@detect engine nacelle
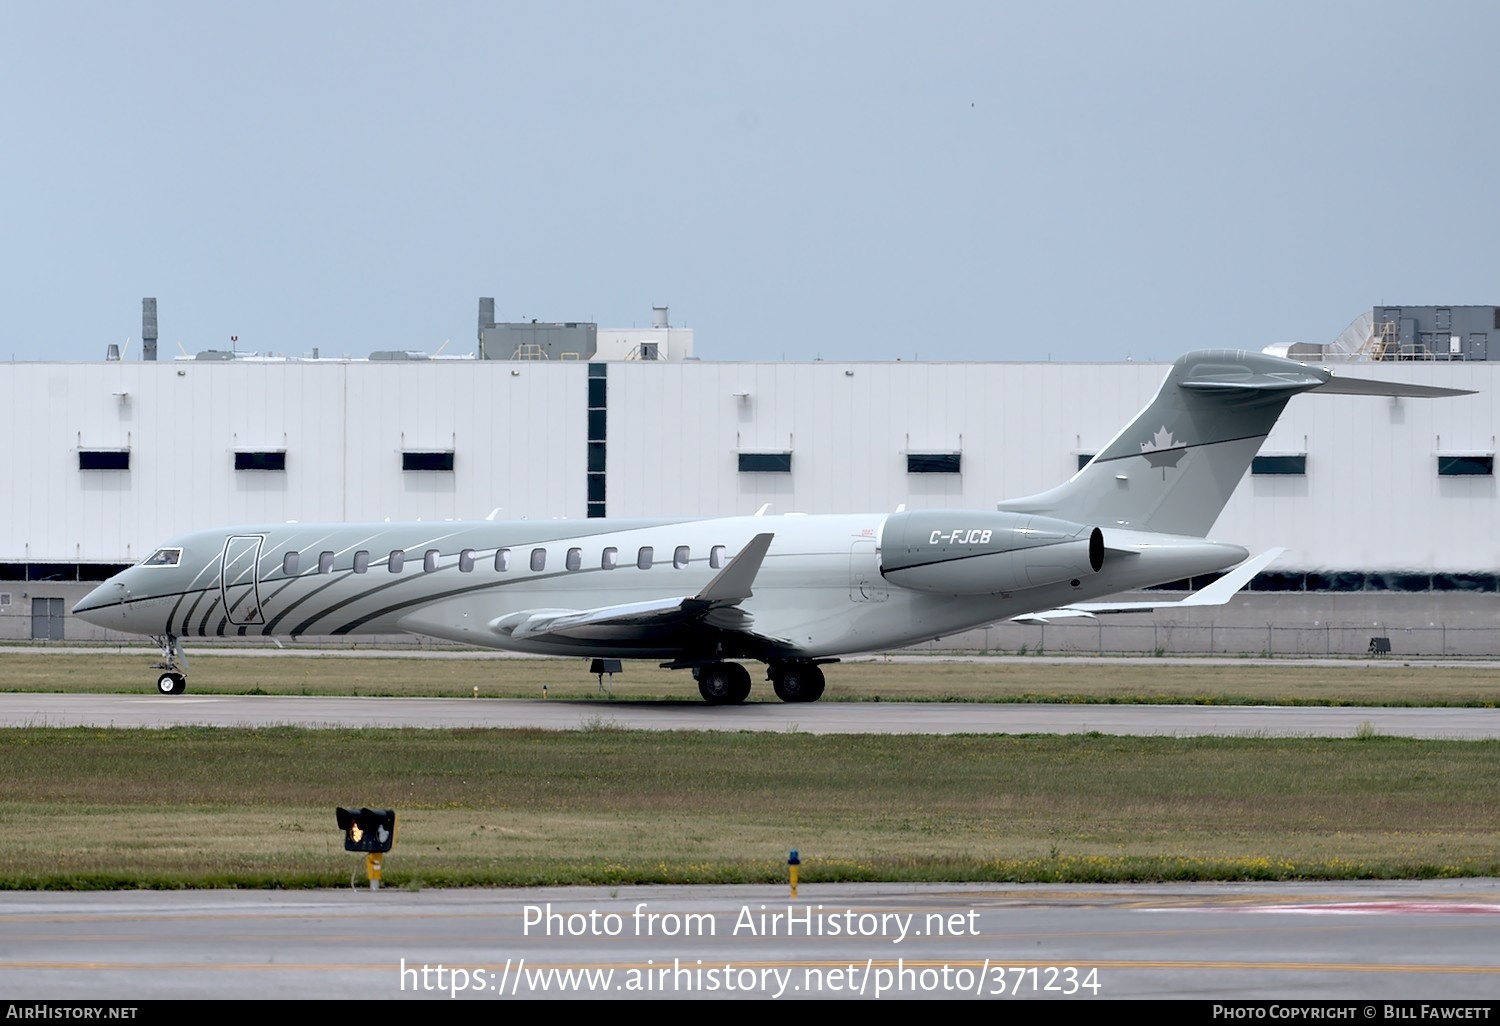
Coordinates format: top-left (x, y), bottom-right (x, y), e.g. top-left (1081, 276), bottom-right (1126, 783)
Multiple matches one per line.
top-left (879, 510), bottom-right (1103, 595)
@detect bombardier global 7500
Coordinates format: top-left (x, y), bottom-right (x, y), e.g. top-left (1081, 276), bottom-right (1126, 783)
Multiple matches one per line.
top-left (72, 349), bottom-right (1465, 704)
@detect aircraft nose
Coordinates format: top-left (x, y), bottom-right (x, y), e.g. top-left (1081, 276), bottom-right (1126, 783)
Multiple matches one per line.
top-left (72, 581), bottom-right (126, 626)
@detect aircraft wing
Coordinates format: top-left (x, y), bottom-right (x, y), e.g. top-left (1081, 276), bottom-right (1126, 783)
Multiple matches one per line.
top-left (487, 533), bottom-right (780, 641)
top-left (1010, 547), bottom-right (1285, 623)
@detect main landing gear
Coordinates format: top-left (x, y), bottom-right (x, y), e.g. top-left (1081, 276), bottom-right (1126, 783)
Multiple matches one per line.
top-left (151, 634), bottom-right (188, 695)
top-left (769, 661), bottom-right (825, 703)
top-left (690, 660), bottom-right (827, 705)
top-left (694, 662), bottom-right (753, 705)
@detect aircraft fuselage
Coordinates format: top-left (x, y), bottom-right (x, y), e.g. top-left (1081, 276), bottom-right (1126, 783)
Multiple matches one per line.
top-left (74, 512), bottom-right (1244, 661)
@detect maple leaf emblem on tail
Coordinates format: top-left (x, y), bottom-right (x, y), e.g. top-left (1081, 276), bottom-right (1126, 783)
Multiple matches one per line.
top-left (1140, 425), bottom-right (1186, 469)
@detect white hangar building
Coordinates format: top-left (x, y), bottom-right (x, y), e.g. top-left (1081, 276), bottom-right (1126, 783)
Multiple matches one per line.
top-left (3, 303), bottom-right (1498, 655)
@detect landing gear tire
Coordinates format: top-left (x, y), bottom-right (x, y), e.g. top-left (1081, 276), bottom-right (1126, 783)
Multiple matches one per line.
top-left (771, 664), bottom-right (825, 703)
top-left (150, 635), bottom-right (189, 696)
top-left (697, 662), bottom-right (752, 705)
top-left (727, 663), bottom-right (752, 704)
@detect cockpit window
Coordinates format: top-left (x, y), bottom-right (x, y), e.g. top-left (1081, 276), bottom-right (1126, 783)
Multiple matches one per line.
top-left (142, 548), bottom-right (182, 568)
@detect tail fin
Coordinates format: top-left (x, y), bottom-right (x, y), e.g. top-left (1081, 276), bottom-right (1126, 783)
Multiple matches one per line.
top-left (998, 350), bottom-right (1330, 537)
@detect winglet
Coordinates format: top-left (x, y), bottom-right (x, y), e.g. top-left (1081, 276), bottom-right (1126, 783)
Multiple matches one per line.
top-left (695, 533), bottom-right (774, 603)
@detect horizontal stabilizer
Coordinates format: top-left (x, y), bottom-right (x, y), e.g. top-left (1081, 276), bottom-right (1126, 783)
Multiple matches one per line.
top-left (1010, 547), bottom-right (1284, 623)
top-left (1311, 377), bottom-right (1474, 398)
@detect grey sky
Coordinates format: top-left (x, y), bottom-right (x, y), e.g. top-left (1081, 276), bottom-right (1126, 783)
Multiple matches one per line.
top-left (5, 1), bottom-right (1497, 363)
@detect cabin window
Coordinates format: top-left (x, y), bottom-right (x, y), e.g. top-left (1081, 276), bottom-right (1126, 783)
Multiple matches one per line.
top-left (459, 549), bottom-right (475, 572)
top-left (354, 551), bottom-right (370, 574)
top-left (318, 551), bottom-right (334, 574)
top-left (673, 545), bottom-right (690, 569)
top-left (710, 545), bottom-right (726, 569)
top-left (602, 546), bottom-right (618, 569)
top-left (530, 548), bottom-right (547, 571)
top-left (495, 548), bottom-right (511, 572)
top-left (282, 552), bottom-right (300, 575)
top-left (637, 546), bottom-right (653, 569)
top-left (423, 549), bottom-right (440, 573)
top-left (566, 547), bottom-right (582, 571)
top-left (388, 550), bottom-right (405, 573)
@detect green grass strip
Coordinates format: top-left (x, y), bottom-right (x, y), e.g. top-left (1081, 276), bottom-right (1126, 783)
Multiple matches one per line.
top-left (3, 726), bottom-right (1498, 889)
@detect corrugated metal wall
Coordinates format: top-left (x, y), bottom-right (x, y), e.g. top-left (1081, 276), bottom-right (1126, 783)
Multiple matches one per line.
top-left (1, 361), bottom-right (585, 563)
top-left (3, 357), bottom-right (1495, 572)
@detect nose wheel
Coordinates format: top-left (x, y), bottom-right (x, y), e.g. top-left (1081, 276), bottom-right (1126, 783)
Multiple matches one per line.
top-left (150, 634), bottom-right (189, 695)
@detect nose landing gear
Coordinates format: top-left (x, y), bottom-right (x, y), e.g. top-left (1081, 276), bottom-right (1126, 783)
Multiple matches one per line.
top-left (150, 634), bottom-right (188, 695)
